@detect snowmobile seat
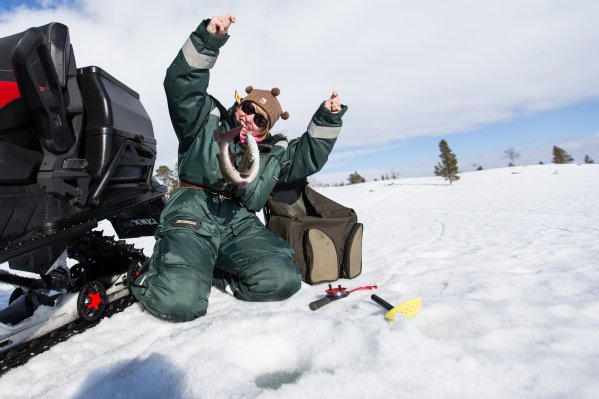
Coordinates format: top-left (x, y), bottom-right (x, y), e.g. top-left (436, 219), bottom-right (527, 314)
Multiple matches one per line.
top-left (0, 22), bottom-right (83, 186)
top-left (0, 33), bottom-right (39, 183)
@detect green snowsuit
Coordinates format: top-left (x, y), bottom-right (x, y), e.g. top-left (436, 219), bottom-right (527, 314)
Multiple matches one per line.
top-left (132, 20), bottom-right (347, 322)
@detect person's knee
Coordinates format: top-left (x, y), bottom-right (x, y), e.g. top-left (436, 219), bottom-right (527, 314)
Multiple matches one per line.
top-left (134, 263), bottom-right (210, 322)
top-left (272, 263), bottom-right (301, 299)
top-left (133, 225), bottom-right (217, 322)
top-left (237, 259), bottom-right (301, 301)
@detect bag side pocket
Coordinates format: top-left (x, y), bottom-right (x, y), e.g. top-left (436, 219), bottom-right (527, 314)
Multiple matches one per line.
top-left (342, 223), bottom-right (363, 279)
top-left (304, 228), bottom-right (338, 284)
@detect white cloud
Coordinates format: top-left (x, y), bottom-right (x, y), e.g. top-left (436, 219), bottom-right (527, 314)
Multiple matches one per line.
top-left (328, 143), bottom-right (402, 162)
top-left (558, 137), bottom-right (599, 151)
top-left (2, 0), bottom-right (599, 168)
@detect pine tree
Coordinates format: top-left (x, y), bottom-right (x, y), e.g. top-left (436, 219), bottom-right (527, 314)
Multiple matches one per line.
top-left (434, 139), bottom-right (460, 185)
top-left (583, 155), bottom-right (595, 164)
top-left (552, 146), bottom-right (573, 164)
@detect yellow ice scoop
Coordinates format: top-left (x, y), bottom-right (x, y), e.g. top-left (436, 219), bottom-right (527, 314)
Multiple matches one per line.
top-left (371, 294), bottom-right (422, 320)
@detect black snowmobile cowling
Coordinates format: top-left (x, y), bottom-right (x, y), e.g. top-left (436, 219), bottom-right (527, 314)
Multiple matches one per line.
top-left (0, 22), bottom-right (166, 269)
top-left (0, 22), bottom-right (166, 368)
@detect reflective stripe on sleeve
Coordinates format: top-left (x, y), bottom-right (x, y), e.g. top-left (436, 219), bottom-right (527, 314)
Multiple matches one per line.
top-left (307, 120), bottom-right (341, 139)
top-left (182, 37), bottom-right (217, 69)
top-left (275, 140), bottom-right (288, 150)
top-left (210, 106), bottom-right (221, 118)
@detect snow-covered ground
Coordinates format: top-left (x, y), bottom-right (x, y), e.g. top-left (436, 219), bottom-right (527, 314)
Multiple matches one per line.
top-left (1, 164), bottom-right (598, 398)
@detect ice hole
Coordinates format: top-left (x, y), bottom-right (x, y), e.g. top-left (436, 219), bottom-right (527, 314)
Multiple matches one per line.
top-left (254, 369), bottom-right (304, 390)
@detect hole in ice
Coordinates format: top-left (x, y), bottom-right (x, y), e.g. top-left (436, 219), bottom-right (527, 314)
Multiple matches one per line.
top-left (254, 369), bottom-right (304, 389)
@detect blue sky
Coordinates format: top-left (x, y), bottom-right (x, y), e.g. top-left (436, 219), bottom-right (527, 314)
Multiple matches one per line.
top-left (2, 1), bottom-right (599, 184)
top-left (0, 0), bottom-right (32, 9)
top-left (321, 98), bottom-right (599, 182)
top-left (0, 0), bottom-right (69, 11)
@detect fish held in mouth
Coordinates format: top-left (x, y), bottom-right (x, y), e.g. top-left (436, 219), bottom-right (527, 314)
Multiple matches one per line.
top-left (213, 126), bottom-right (260, 188)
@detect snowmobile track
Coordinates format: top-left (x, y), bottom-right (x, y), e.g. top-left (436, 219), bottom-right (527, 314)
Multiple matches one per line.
top-left (0, 230), bottom-right (147, 376)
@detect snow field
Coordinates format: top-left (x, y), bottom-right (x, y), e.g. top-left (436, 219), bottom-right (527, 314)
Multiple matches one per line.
top-left (1, 163), bottom-right (599, 398)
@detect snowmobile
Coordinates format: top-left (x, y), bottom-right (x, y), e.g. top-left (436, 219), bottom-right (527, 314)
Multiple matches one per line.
top-left (0, 22), bottom-right (166, 372)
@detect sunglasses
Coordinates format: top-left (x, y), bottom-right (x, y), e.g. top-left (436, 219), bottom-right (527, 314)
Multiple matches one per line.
top-left (241, 101), bottom-right (269, 129)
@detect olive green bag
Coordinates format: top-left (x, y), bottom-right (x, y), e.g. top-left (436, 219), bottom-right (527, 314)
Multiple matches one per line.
top-left (263, 182), bottom-right (363, 285)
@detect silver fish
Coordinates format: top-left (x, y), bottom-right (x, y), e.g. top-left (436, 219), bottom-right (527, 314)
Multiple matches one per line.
top-left (213, 126), bottom-right (260, 188)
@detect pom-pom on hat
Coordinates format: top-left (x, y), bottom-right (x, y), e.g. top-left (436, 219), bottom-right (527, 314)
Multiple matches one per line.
top-left (242, 86), bottom-right (289, 130)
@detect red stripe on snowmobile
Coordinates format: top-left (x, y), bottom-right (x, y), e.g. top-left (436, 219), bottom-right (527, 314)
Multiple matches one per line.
top-left (0, 81), bottom-right (21, 108)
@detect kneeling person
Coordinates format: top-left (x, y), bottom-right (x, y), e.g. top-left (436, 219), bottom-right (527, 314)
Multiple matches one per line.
top-left (132, 14), bottom-right (347, 322)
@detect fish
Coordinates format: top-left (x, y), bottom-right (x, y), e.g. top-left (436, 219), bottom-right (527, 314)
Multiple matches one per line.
top-left (213, 126), bottom-right (260, 188)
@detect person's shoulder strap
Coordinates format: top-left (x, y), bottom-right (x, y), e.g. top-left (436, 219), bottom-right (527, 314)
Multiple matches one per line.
top-left (209, 94), bottom-right (234, 128)
top-left (258, 133), bottom-right (289, 152)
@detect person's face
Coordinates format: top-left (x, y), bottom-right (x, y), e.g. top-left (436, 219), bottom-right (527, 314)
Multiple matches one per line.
top-left (235, 101), bottom-right (269, 137)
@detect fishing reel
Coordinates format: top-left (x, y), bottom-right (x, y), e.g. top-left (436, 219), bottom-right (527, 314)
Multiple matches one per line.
top-left (324, 284), bottom-right (349, 299)
top-left (309, 283), bottom-right (377, 311)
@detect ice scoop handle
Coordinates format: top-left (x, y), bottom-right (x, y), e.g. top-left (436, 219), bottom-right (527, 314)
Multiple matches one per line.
top-left (371, 294), bottom-right (394, 311)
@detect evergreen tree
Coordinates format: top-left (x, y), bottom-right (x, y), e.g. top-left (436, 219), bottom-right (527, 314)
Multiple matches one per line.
top-left (348, 171), bottom-right (366, 185)
top-left (552, 146), bottom-right (573, 164)
top-left (434, 139), bottom-right (460, 184)
top-left (583, 155), bottom-right (595, 164)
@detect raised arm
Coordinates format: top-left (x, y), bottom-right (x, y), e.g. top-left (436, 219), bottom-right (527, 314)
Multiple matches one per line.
top-left (280, 91), bottom-right (348, 182)
top-left (163, 15), bottom-right (235, 148)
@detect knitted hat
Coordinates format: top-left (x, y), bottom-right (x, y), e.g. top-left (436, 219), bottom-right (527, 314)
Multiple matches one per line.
top-left (242, 86), bottom-right (289, 129)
